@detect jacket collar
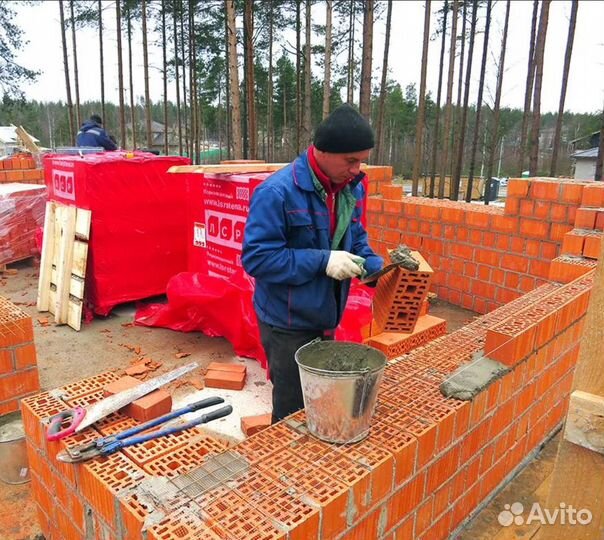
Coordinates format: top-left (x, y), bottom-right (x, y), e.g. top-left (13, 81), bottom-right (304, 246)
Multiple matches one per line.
top-left (293, 150), bottom-right (366, 196)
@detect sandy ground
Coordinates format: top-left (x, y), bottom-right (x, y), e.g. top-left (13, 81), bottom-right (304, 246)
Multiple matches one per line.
top-left (0, 259), bottom-right (477, 540)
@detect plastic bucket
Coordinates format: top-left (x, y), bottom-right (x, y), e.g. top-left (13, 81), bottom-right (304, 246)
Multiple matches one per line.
top-left (0, 411), bottom-right (30, 485)
top-left (295, 340), bottom-right (386, 444)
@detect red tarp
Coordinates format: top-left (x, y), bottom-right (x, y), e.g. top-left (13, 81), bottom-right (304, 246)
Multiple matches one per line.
top-left (134, 271), bottom-right (375, 367)
top-left (44, 152), bottom-right (190, 315)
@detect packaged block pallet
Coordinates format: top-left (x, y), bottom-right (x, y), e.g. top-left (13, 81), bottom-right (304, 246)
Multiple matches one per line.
top-left (0, 183), bottom-right (46, 266)
top-left (43, 152), bottom-right (190, 315)
top-left (186, 172), bottom-right (270, 277)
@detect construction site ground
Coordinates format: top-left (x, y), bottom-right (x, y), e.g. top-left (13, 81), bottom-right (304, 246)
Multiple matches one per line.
top-left (0, 259), bottom-right (557, 540)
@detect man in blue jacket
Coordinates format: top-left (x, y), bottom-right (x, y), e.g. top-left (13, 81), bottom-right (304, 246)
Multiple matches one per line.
top-left (76, 115), bottom-right (118, 151)
top-left (242, 104), bottom-right (383, 423)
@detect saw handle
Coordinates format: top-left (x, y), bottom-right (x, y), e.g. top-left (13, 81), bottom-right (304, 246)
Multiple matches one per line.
top-left (46, 407), bottom-right (86, 442)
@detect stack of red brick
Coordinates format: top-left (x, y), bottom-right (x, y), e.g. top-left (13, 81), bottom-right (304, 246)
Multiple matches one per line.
top-left (0, 183), bottom-right (46, 266)
top-left (21, 266), bottom-right (593, 540)
top-left (0, 152), bottom-right (45, 184)
top-left (0, 296), bottom-right (40, 415)
top-left (367, 177), bottom-right (600, 313)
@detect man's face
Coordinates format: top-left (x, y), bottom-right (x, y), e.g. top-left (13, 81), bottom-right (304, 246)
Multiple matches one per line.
top-left (314, 149), bottom-right (371, 183)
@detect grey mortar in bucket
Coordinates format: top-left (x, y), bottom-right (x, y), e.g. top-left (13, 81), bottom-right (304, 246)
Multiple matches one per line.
top-left (295, 340), bottom-right (386, 444)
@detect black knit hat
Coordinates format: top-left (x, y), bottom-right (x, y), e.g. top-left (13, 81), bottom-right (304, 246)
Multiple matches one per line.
top-left (313, 104), bottom-right (375, 153)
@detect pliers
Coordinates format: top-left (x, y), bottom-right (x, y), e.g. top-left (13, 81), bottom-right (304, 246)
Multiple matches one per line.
top-left (56, 396), bottom-right (232, 463)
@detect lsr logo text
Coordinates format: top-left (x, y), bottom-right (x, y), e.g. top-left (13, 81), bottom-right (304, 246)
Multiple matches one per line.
top-left (205, 211), bottom-right (246, 249)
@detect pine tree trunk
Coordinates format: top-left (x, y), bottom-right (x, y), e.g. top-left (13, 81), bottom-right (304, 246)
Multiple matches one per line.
top-left (411, 0), bottom-right (430, 193)
top-left (519, 0), bottom-right (539, 174)
top-left (484, 0), bottom-right (510, 204)
top-left (528, 0), bottom-right (551, 176)
top-left (179, 1), bottom-right (190, 158)
top-left (429, 0), bottom-right (449, 198)
top-left (466, 0), bottom-right (492, 202)
top-left (162, 0), bottom-right (169, 154)
top-left (303, 0), bottom-right (312, 145)
top-left (322, 0), bottom-right (332, 120)
top-left (142, 0), bottom-right (153, 149)
top-left (189, 0), bottom-right (199, 163)
top-left (127, 8), bottom-right (136, 148)
top-left (116, 0), bottom-right (126, 148)
top-left (451, 0), bottom-right (466, 182)
top-left (295, 0), bottom-right (301, 154)
top-left (69, 1), bottom-right (81, 129)
top-left (244, 0), bottom-right (256, 159)
top-left (451, 0), bottom-right (477, 201)
top-left (438, 0), bottom-right (459, 199)
top-left (224, 8), bottom-right (231, 160)
top-left (173, 5), bottom-right (183, 155)
top-left (225, 0), bottom-right (242, 159)
top-left (346, 2), bottom-right (356, 104)
top-left (59, 0), bottom-right (75, 144)
top-left (550, 0), bottom-right (578, 177)
top-left (267, 3), bottom-right (274, 161)
top-left (98, 0), bottom-right (106, 124)
top-left (359, 0), bottom-right (374, 120)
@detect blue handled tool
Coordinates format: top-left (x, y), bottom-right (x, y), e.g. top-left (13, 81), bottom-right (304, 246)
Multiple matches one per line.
top-left (56, 396), bottom-right (232, 463)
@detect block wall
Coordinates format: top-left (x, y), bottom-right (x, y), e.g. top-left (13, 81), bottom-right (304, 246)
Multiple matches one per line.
top-left (0, 296), bottom-right (40, 415)
top-left (23, 268), bottom-right (594, 540)
top-left (366, 178), bottom-right (603, 313)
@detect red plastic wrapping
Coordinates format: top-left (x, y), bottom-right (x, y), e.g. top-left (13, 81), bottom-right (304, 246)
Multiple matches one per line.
top-left (0, 183), bottom-right (47, 265)
top-left (134, 270), bottom-right (268, 367)
top-left (186, 172), bottom-right (270, 275)
top-left (134, 271), bottom-right (375, 368)
top-left (43, 152), bottom-right (190, 315)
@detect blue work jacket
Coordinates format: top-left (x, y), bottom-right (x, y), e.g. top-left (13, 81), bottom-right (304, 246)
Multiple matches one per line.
top-left (242, 151), bottom-right (383, 331)
top-left (76, 121), bottom-right (117, 151)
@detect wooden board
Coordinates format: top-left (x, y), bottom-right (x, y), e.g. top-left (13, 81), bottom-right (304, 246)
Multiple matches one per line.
top-left (168, 163), bottom-right (288, 174)
top-left (15, 124), bottom-right (40, 154)
top-left (537, 236), bottom-right (604, 540)
top-left (37, 202), bottom-right (91, 331)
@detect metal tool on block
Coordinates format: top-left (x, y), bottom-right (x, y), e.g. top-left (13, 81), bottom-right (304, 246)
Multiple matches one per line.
top-left (56, 397), bottom-right (233, 463)
top-left (359, 262), bottom-right (399, 284)
top-left (46, 362), bottom-right (199, 442)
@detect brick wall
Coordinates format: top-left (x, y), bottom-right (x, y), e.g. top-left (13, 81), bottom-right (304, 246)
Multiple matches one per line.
top-left (0, 296), bottom-right (40, 415)
top-left (366, 177), bottom-right (602, 313)
top-left (21, 175), bottom-right (602, 539)
top-left (0, 153), bottom-right (45, 184)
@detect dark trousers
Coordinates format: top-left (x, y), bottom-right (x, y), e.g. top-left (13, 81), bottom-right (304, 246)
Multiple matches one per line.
top-left (258, 320), bottom-right (333, 424)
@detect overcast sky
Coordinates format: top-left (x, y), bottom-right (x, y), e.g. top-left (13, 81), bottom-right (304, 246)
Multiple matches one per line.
top-left (13, 1), bottom-right (604, 115)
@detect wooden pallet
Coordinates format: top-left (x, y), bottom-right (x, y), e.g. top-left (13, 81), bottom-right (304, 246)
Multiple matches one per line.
top-left (37, 201), bottom-right (91, 330)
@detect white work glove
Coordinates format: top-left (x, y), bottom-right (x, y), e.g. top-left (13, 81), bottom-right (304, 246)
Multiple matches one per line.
top-left (326, 251), bottom-right (364, 280)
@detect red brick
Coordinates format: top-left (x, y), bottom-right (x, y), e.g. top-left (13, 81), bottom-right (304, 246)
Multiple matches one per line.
top-left (583, 235), bottom-right (602, 259)
top-left (581, 184), bottom-right (604, 207)
top-left (0, 349), bottom-right (13, 374)
top-left (530, 180), bottom-right (560, 201)
top-left (241, 413), bottom-right (272, 436)
top-left (574, 207), bottom-right (598, 229)
top-left (14, 343), bottom-right (37, 369)
top-left (103, 375), bottom-right (172, 422)
top-left (519, 218), bottom-right (550, 239)
top-left (507, 179), bottom-right (529, 197)
top-left (205, 369), bottom-right (246, 390)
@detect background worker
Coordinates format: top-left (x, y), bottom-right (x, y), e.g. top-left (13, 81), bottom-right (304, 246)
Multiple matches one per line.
top-left (76, 114), bottom-right (118, 151)
top-left (242, 104), bottom-right (383, 424)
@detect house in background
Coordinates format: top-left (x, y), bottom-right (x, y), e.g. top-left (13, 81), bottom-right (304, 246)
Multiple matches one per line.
top-left (0, 126), bottom-right (40, 157)
top-left (570, 131), bottom-right (601, 180)
top-left (124, 121), bottom-right (179, 154)
top-left (572, 147), bottom-right (599, 180)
